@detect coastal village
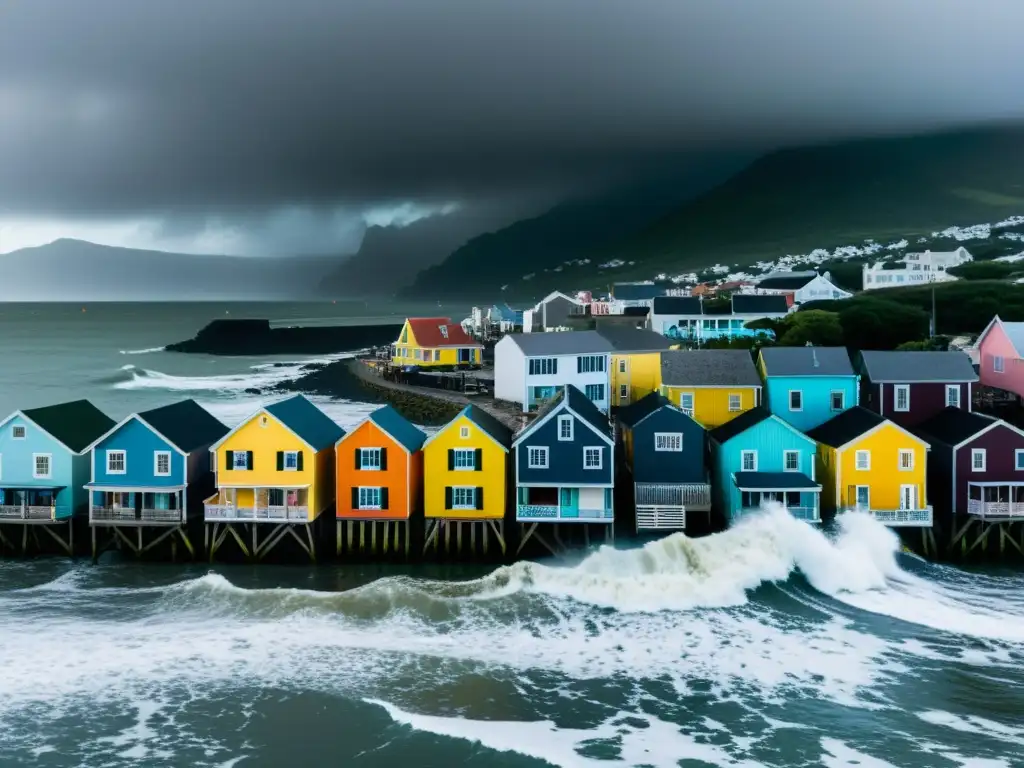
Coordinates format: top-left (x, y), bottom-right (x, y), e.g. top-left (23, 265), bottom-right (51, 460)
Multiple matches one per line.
top-left (3, 257), bottom-right (1024, 565)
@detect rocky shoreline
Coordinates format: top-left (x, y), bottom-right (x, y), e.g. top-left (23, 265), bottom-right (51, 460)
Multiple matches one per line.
top-left (166, 318), bottom-right (403, 356)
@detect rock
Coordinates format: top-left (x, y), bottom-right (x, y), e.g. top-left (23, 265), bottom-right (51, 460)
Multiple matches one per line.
top-left (165, 319), bottom-right (402, 356)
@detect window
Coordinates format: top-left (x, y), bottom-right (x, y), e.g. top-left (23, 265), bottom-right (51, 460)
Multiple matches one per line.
top-left (360, 448), bottom-right (382, 470)
top-left (529, 358), bottom-right (557, 375)
top-left (830, 391), bottom-right (845, 411)
top-left (578, 355), bottom-right (606, 373)
top-left (741, 450), bottom-right (757, 471)
top-left (788, 390), bottom-right (803, 411)
top-left (154, 451), bottom-right (171, 476)
top-left (583, 447), bottom-right (603, 470)
top-left (619, 384), bottom-right (629, 401)
top-left (895, 385), bottom-right (910, 412)
top-left (655, 433), bottom-right (682, 452)
top-left (283, 451), bottom-right (299, 471)
top-left (527, 446), bottom-right (549, 468)
top-left (1017, 449), bottom-right (1024, 470)
top-left (439, 325), bottom-right (449, 339)
top-left (210, 452), bottom-right (217, 473)
top-left (898, 450), bottom-right (914, 471)
top-left (946, 385), bottom-right (961, 408)
top-left (453, 448), bottom-right (476, 470)
top-left (358, 487), bottom-right (382, 509)
top-left (855, 485), bottom-right (870, 509)
top-left (972, 449), bottom-right (986, 472)
top-left (232, 451), bottom-right (249, 470)
top-left (994, 356), bottom-right (1005, 373)
top-left (728, 394), bottom-right (742, 412)
top-left (557, 415), bottom-right (574, 441)
top-left (680, 392), bottom-right (695, 415)
top-left (585, 384), bottom-right (605, 402)
top-left (618, 358), bottom-right (627, 374)
top-left (855, 450), bottom-right (870, 470)
top-left (452, 487), bottom-right (476, 509)
top-left (460, 426), bottom-right (470, 439)
top-left (11, 425), bottom-right (25, 440)
top-left (107, 450), bottom-right (127, 474)
top-left (33, 453), bottom-right (52, 479)
top-left (783, 450), bottom-right (800, 472)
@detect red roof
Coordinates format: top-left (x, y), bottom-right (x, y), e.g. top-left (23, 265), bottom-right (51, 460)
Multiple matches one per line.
top-left (407, 317), bottom-right (481, 348)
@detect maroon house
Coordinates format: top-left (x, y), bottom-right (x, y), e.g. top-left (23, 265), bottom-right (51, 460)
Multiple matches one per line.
top-left (857, 350), bottom-right (978, 428)
top-left (914, 407), bottom-right (1024, 526)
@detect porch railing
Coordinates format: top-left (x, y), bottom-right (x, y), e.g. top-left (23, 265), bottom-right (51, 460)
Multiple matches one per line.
top-left (91, 506), bottom-right (186, 523)
top-left (635, 508), bottom-right (686, 530)
top-left (204, 504), bottom-right (310, 522)
top-left (967, 500), bottom-right (1024, 519)
top-left (516, 504), bottom-right (613, 522)
top-left (847, 507), bottom-right (933, 527)
top-left (743, 505), bottom-right (819, 523)
top-left (0, 505), bottom-right (71, 520)
top-left (635, 482), bottom-right (711, 511)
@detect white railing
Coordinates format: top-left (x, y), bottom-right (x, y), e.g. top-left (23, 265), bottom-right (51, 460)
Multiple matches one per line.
top-left (744, 505), bottom-right (819, 523)
top-left (635, 483), bottom-right (711, 511)
top-left (204, 504), bottom-right (309, 522)
top-left (516, 504), bottom-right (612, 522)
top-left (91, 507), bottom-right (186, 523)
top-left (0, 505), bottom-right (71, 520)
top-left (967, 500), bottom-right (1024, 519)
top-left (851, 507), bottom-right (933, 527)
top-left (635, 507), bottom-right (686, 530)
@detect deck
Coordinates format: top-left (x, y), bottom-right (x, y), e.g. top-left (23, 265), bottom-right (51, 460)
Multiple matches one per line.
top-left (204, 504), bottom-right (310, 522)
top-left (0, 505), bottom-right (71, 522)
top-left (90, 507), bottom-right (185, 526)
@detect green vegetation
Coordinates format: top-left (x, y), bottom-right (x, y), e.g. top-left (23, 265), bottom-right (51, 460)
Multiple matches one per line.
top-left (947, 260), bottom-right (1023, 280)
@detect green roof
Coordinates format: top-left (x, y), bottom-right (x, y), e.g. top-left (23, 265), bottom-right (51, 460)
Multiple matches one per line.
top-left (266, 395), bottom-right (346, 451)
top-left (368, 405), bottom-right (426, 453)
top-left (138, 400), bottom-right (228, 453)
top-left (460, 404), bottom-right (513, 448)
top-left (21, 400), bottom-right (116, 454)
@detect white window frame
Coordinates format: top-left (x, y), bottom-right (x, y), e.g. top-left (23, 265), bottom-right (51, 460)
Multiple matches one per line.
top-left (994, 355), bottom-right (1005, 373)
top-left (679, 392), bottom-right (695, 416)
top-left (360, 447), bottom-right (382, 470)
top-left (946, 385), bottom-right (961, 408)
top-left (741, 450), bottom-right (758, 472)
top-left (1016, 449), bottom-right (1024, 471)
top-left (855, 450), bottom-right (870, 470)
top-left (788, 390), bottom-right (803, 412)
top-left (210, 452), bottom-right (217, 473)
top-left (557, 415), bottom-right (574, 442)
top-left (283, 450), bottom-right (299, 471)
top-left (855, 485), bottom-right (870, 510)
top-left (154, 451), bottom-right (172, 477)
top-left (972, 448), bottom-right (986, 472)
top-left (32, 452), bottom-right (53, 480)
top-left (11, 425), bottom-right (25, 440)
top-left (783, 450), bottom-right (800, 472)
top-left (232, 451), bottom-right (249, 470)
top-left (583, 446), bottom-right (603, 470)
top-left (619, 383), bottom-right (629, 401)
top-left (453, 448), bottom-right (476, 470)
top-left (830, 390), bottom-right (845, 411)
top-left (898, 449), bottom-right (914, 471)
top-left (728, 393), bottom-right (742, 412)
top-left (654, 433), bottom-right (682, 452)
top-left (894, 385), bottom-right (911, 412)
top-left (527, 446), bottom-right (549, 469)
top-left (618, 358), bottom-right (627, 374)
top-left (459, 426), bottom-right (470, 439)
top-left (451, 486), bottom-right (476, 509)
top-left (106, 449), bottom-right (127, 475)
top-left (358, 486), bottom-right (382, 510)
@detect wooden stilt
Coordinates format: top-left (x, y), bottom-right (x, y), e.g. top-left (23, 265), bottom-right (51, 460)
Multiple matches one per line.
top-left (471, 522), bottom-right (477, 554)
top-left (38, 524), bottom-right (73, 556)
top-left (404, 521), bottom-right (410, 557)
top-left (91, 525), bottom-right (97, 562)
top-left (482, 520), bottom-right (489, 554)
top-left (393, 520), bottom-right (400, 553)
top-left (383, 522), bottom-right (390, 554)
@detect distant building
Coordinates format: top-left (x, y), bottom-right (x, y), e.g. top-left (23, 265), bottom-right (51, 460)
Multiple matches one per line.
top-left (650, 294), bottom-right (789, 341)
top-left (745, 271), bottom-right (852, 304)
top-left (862, 247), bottom-right (972, 291)
top-left (530, 291), bottom-right (586, 332)
top-left (608, 282), bottom-right (666, 312)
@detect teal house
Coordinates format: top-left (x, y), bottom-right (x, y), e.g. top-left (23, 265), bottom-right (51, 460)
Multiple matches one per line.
top-left (757, 347), bottom-right (858, 431)
top-left (708, 407), bottom-right (822, 523)
top-left (0, 400), bottom-right (115, 521)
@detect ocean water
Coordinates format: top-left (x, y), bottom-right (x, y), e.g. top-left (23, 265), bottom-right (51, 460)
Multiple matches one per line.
top-left (0, 303), bottom-right (1023, 767)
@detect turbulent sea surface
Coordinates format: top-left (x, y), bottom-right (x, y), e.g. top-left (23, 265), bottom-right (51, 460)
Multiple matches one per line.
top-left (1, 302), bottom-right (1023, 767)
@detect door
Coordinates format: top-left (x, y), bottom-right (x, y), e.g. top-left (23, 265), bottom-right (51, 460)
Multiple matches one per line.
top-left (854, 485), bottom-right (870, 510)
top-left (900, 485), bottom-right (917, 510)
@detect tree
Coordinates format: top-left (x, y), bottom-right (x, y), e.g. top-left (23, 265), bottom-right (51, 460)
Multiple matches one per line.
top-left (838, 300), bottom-right (929, 350)
top-left (777, 310), bottom-right (844, 346)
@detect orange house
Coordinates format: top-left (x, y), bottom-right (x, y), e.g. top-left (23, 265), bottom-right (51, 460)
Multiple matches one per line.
top-left (335, 405), bottom-right (426, 520)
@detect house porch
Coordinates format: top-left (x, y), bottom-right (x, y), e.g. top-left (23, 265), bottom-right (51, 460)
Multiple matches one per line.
top-left (634, 481), bottom-right (712, 531)
top-left (0, 484), bottom-right (74, 555)
top-left (204, 485), bottom-right (316, 562)
top-left (85, 484), bottom-right (194, 561)
top-left (734, 471), bottom-right (821, 523)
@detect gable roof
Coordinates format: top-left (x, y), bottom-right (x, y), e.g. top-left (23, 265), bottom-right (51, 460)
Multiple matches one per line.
top-left (594, 327), bottom-right (674, 353)
top-left (652, 296), bottom-right (702, 315)
top-left (366, 405), bottom-right (426, 453)
top-left (661, 350), bottom-right (762, 388)
top-left (858, 350), bottom-right (978, 383)
top-left (617, 392), bottom-right (679, 428)
top-left (755, 271), bottom-right (818, 291)
top-left (15, 400), bottom-right (116, 454)
top-left (708, 407), bottom-right (774, 444)
top-left (513, 385), bottom-right (612, 446)
top-left (976, 315), bottom-right (1024, 357)
top-left (423, 404), bottom-right (513, 450)
top-left (264, 395), bottom-right (346, 451)
top-left (407, 317), bottom-right (481, 348)
top-left (505, 330), bottom-right (614, 356)
top-left (136, 400), bottom-right (229, 453)
top-left (805, 406), bottom-right (887, 448)
top-left (537, 291), bottom-right (583, 308)
top-left (612, 282), bottom-right (665, 301)
top-left (731, 294), bottom-right (790, 315)
top-left (913, 406), bottom-right (1005, 448)
top-left (759, 346), bottom-right (854, 377)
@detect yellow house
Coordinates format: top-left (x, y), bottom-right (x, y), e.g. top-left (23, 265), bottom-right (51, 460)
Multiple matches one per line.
top-left (421, 404), bottom-right (512, 553)
top-left (204, 395), bottom-right (345, 526)
top-left (807, 405), bottom-right (931, 526)
top-left (391, 317), bottom-right (483, 368)
top-left (597, 326), bottom-right (675, 407)
top-left (659, 349), bottom-right (762, 428)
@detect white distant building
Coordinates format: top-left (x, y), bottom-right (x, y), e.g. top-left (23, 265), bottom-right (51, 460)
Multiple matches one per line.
top-left (742, 270), bottom-right (852, 304)
top-left (862, 247), bottom-right (972, 291)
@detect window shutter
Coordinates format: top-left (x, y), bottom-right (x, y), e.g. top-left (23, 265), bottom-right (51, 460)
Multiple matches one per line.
top-left (246, 451), bottom-right (254, 470)
top-left (577, 356), bottom-right (583, 373)
top-left (276, 451), bottom-right (284, 471)
top-left (296, 451), bottom-right (304, 471)
top-left (448, 449), bottom-right (455, 471)
top-left (351, 487), bottom-right (359, 509)
top-left (380, 447), bottom-right (387, 470)
top-left (381, 487), bottom-right (389, 509)
top-left (445, 486), bottom-right (452, 510)
top-left (475, 448), bottom-right (482, 471)
top-left (476, 487), bottom-right (483, 510)
top-left (225, 450), bottom-right (233, 470)
top-left (355, 448), bottom-right (361, 469)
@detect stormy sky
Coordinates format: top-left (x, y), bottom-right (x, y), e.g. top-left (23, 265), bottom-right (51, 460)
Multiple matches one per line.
top-left (1, 0), bottom-right (1023, 256)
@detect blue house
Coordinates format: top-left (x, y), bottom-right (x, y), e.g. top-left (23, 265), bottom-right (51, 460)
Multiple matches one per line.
top-left (0, 400), bottom-right (115, 553)
top-left (83, 399), bottom-right (228, 559)
top-left (617, 392), bottom-right (711, 531)
top-left (757, 347), bottom-right (858, 431)
top-left (513, 384), bottom-right (615, 552)
top-left (709, 407), bottom-right (822, 523)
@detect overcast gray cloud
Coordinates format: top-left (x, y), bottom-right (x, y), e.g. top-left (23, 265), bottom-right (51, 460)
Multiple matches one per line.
top-left (1, 0), bottom-right (1023, 253)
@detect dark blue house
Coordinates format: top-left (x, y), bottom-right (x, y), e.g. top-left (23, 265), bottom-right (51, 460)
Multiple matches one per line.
top-left (617, 392), bottom-right (711, 531)
top-left (513, 384), bottom-right (614, 551)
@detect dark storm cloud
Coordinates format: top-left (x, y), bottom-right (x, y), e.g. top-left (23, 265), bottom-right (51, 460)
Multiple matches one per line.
top-left (1, 0), bottom-right (1023, 218)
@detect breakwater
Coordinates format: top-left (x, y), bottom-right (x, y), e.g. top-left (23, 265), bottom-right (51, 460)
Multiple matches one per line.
top-left (166, 318), bottom-right (403, 355)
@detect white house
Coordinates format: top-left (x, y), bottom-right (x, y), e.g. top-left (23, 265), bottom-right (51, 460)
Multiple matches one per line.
top-left (650, 294), bottom-right (790, 341)
top-left (862, 247), bottom-right (972, 291)
top-left (531, 291), bottom-right (585, 331)
top-left (744, 271), bottom-right (852, 304)
top-left (607, 282), bottom-right (666, 313)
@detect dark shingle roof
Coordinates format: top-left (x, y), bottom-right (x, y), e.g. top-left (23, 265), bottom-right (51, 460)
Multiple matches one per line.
top-left (806, 406), bottom-right (886, 448)
top-left (759, 347), bottom-right (854, 377)
top-left (731, 294), bottom-right (789, 315)
top-left (734, 471), bottom-right (819, 490)
top-left (622, 306), bottom-right (651, 317)
top-left (661, 350), bottom-right (762, 388)
top-left (265, 395), bottom-right (345, 451)
top-left (565, 384), bottom-right (612, 438)
top-left (858, 350), bottom-right (979, 383)
top-left (595, 327), bottom-right (674, 352)
top-left (21, 400), bottom-right (116, 454)
top-left (708, 406), bottom-right (773, 444)
top-left (138, 400), bottom-right (229, 453)
top-left (461, 404), bottom-right (513, 448)
top-left (613, 283), bottom-right (665, 300)
top-left (617, 392), bottom-right (672, 428)
top-left (913, 407), bottom-right (1000, 447)
top-left (652, 296), bottom-right (702, 315)
top-left (368, 405), bottom-right (426, 452)
top-left (506, 330), bottom-right (613, 356)
top-left (755, 272), bottom-right (817, 290)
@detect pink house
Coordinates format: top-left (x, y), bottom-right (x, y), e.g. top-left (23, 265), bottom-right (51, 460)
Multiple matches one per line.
top-left (975, 316), bottom-right (1024, 398)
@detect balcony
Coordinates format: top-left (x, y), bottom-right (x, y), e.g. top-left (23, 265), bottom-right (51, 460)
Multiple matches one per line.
top-left (848, 507), bottom-right (933, 527)
top-left (91, 507), bottom-right (185, 524)
top-left (516, 504), bottom-right (613, 522)
top-left (967, 499), bottom-right (1024, 520)
top-left (742, 505), bottom-right (820, 523)
top-left (204, 504), bottom-right (310, 522)
top-left (635, 482), bottom-right (712, 512)
top-left (0, 505), bottom-right (71, 521)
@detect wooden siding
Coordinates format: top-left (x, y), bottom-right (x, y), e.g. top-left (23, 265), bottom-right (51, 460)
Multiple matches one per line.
top-left (662, 386), bottom-right (758, 429)
top-left (336, 420), bottom-right (420, 520)
top-left (978, 322), bottom-right (1024, 397)
top-left (515, 407), bottom-right (612, 486)
top-left (611, 352), bottom-right (662, 406)
top-left (424, 414), bottom-right (507, 520)
top-left (762, 374), bottom-right (858, 432)
top-left (627, 408), bottom-right (707, 485)
top-left (861, 381), bottom-right (970, 427)
top-left (0, 414), bottom-right (80, 517)
top-left (92, 418), bottom-right (185, 489)
top-left (952, 424), bottom-right (1024, 515)
top-left (392, 319), bottom-right (481, 368)
top-left (823, 423), bottom-right (928, 512)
